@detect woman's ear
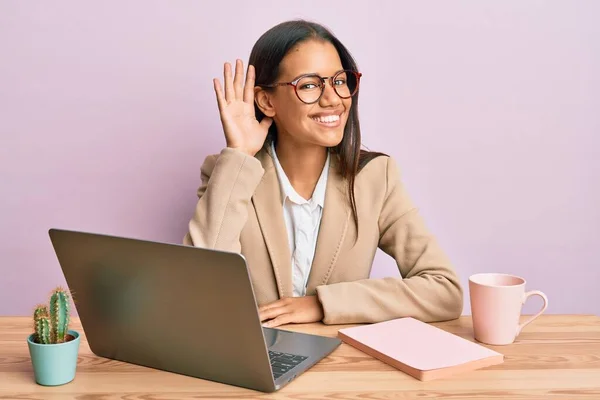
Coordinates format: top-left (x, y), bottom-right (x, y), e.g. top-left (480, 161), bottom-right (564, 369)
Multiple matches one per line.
top-left (254, 87), bottom-right (276, 118)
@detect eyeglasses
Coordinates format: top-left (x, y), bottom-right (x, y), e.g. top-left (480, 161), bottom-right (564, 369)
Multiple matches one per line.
top-left (259, 69), bottom-right (362, 104)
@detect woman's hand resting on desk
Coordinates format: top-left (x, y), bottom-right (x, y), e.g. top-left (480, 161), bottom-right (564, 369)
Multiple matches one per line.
top-left (258, 296), bottom-right (324, 328)
top-left (213, 59), bottom-right (273, 157)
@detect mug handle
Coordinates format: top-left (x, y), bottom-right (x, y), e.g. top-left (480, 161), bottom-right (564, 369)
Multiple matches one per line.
top-left (516, 290), bottom-right (548, 336)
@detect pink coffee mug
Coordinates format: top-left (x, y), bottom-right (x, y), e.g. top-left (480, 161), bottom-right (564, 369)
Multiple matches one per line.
top-left (469, 273), bottom-right (548, 345)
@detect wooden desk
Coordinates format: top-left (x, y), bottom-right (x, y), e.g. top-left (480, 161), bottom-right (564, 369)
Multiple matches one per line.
top-left (1, 315), bottom-right (599, 399)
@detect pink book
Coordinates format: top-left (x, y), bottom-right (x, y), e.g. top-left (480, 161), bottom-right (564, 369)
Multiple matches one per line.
top-left (337, 317), bottom-right (504, 381)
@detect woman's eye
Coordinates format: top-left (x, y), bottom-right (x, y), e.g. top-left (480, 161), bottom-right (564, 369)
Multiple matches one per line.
top-left (300, 83), bottom-right (318, 90)
top-left (334, 79), bottom-right (346, 86)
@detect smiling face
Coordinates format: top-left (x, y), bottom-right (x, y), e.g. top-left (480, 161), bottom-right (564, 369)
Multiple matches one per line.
top-left (255, 39), bottom-right (352, 149)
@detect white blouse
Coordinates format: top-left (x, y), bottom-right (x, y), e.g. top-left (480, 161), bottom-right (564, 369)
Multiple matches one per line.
top-left (270, 141), bottom-right (330, 297)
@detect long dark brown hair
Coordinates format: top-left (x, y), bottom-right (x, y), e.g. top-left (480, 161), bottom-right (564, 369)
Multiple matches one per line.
top-left (249, 19), bottom-right (387, 234)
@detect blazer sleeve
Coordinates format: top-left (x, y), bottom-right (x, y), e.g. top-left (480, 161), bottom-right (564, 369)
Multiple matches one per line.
top-left (316, 156), bottom-right (464, 324)
top-left (183, 147), bottom-right (265, 252)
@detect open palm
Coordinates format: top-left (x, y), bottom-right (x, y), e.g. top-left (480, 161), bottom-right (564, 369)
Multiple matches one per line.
top-left (213, 60), bottom-right (273, 156)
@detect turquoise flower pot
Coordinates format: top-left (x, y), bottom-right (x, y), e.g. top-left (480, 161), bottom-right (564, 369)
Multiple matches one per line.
top-left (27, 330), bottom-right (80, 386)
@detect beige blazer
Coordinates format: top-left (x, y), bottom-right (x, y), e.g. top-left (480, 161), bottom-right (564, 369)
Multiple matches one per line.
top-left (183, 146), bottom-right (463, 324)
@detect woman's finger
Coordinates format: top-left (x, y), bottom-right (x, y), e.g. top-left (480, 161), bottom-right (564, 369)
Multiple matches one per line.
top-left (263, 313), bottom-right (292, 328)
top-left (213, 78), bottom-right (226, 113)
top-left (243, 64), bottom-right (256, 103)
top-left (223, 62), bottom-right (235, 103)
top-left (259, 305), bottom-right (287, 322)
top-left (233, 59), bottom-right (244, 100)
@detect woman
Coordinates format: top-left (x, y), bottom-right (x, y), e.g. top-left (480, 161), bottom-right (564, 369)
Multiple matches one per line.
top-left (184, 20), bottom-right (463, 327)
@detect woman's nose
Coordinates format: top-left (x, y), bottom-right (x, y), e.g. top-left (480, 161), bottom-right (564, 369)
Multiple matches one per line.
top-left (319, 80), bottom-right (341, 106)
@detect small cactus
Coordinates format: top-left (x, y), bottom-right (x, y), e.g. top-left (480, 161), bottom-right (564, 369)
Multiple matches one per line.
top-left (50, 287), bottom-right (70, 343)
top-left (33, 305), bottom-right (51, 344)
top-left (32, 287), bottom-right (72, 344)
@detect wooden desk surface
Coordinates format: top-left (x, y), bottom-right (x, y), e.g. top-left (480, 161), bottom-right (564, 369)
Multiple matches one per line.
top-left (1, 315), bottom-right (599, 399)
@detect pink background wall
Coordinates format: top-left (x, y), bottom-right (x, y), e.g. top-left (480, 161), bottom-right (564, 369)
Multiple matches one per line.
top-left (1, 1), bottom-right (598, 316)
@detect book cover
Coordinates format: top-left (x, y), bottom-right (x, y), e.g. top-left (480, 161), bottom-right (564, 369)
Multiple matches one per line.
top-left (337, 317), bottom-right (504, 381)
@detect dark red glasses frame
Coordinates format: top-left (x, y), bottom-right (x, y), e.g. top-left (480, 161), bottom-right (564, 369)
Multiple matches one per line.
top-left (258, 69), bottom-right (362, 104)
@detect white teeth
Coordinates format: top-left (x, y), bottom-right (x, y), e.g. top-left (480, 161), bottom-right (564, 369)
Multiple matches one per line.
top-left (312, 115), bottom-right (340, 123)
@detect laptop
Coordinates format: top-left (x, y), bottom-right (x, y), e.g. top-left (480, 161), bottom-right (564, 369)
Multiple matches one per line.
top-left (48, 228), bottom-right (341, 393)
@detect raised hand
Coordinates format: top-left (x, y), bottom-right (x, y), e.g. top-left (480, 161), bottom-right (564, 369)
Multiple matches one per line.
top-left (213, 59), bottom-right (273, 156)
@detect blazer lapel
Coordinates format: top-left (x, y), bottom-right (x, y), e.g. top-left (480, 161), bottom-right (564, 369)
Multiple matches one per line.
top-left (306, 154), bottom-right (351, 294)
top-left (252, 148), bottom-right (293, 298)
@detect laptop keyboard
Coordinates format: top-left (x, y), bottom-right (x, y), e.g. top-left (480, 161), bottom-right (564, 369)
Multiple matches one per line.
top-left (268, 350), bottom-right (308, 379)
